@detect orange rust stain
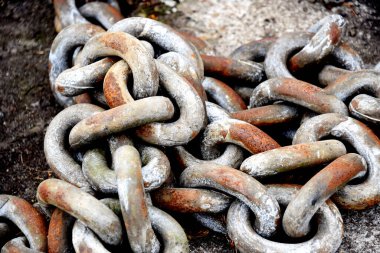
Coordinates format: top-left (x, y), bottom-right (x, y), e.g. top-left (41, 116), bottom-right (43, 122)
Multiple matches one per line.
top-left (10, 197), bottom-right (47, 250)
top-left (191, 131), bottom-right (199, 139)
top-left (103, 72), bottom-right (127, 108)
top-left (229, 123), bottom-right (280, 154)
top-left (201, 55), bottom-right (233, 77)
top-left (288, 55), bottom-right (301, 72)
top-left (136, 124), bottom-right (154, 139)
top-left (277, 78), bottom-right (335, 112)
top-left (324, 155), bottom-right (366, 192)
top-left (56, 84), bottom-right (65, 93)
top-left (205, 166), bottom-right (246, 191)
top-left (152, 188), bottom-right (211, 213)
top-left (98, 33), bottom-right (128, 54)
top-left (220, 129), bottom-right (228, 139)
top-left (48, 209), bottom-right (72, 253)
top-left (329, 23), bottom-right (341, 45)
top-left (279, 79), bottom-right (322, 98)
top-left (212, 78), bottom-right (246, 110)
top-left (231, 105), bottom-right (292, 126)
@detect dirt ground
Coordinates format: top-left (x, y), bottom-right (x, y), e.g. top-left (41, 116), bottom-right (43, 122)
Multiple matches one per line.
top-left (0, 0), bottom-right (379, 252)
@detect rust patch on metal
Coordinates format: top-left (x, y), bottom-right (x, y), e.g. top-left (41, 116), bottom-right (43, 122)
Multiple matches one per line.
top-left (103, 72), bottom-right (126, 108)
top-left (229, 123), bottom-right (280, 154)
top-left (329, 23), bottom-right (341, 45)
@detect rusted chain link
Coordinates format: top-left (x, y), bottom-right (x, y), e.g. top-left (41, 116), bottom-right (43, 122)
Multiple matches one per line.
top-left (3, 3), bottom-right (380, 252)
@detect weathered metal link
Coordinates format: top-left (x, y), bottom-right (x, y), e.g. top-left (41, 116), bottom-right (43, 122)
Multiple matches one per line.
top-left (44, 103), bottom-right (103, 190)
top-left (104, 198), bottom-right (190, 253)
top-left (83, 145), bottom-right (170, 193)
top-left (172, 102), bottom-right (245, 169)
top-left (103, 59), bottom-right (134, 108)
top-left (227, 184), bottom-right (343, 253)
top-left (82, 198), bottom-right (190, 253)
top-left (103, 52), bottom-right (207, 107)
top-left (283, 153), bottom-right (366, 238)
top-left (201, 54), bottom-right (265, 84)
top-left (82, 148), bottom-right (117, 193)
top-left (240, 140), bottom-right (347, 178)
top-left (320, 68), bottom-right (380, 124)
top-left (173, 145), bottom-right (244, 169)
top-left (249, 77), bottom-right (348, 115)
top-left (148, 206), bottom-right (190, 253)
top-left (324, 70), bottom-right (380, 101)
top-left (331, 42), bottom-right (364, 71)
top-left (265, 32), bottom-right (363, 79)
top-left (330, 119), bottom-right (380, 209)
top-left (318, 65), bottom-right (352, 87)
top-left (200, 118), bottom-right (280, 159)
top-left (233, 86), bottom-right (255, 103)
top-left (0, 195), bottom-right (47, 252)
top-left (73, 31), bottom-right (159, 99)
top-left (292, 113), bottom-right (347, 144)
top-left (72, 220), bottom-right (110, 253)
top-left (180, 164), bottom-right (281, 237)
top-left (202, 77), bottom-right (246, 112)
top-left (69, 96), bottom-right (174, 148)
top-left (192, 213), bottom-right (227, 234)
top-left (56, 57), bottom-right (116, 97)
top-left (114, 145), bottom-right (160, 253)
top-left (100, 56), bottom-right (207, 145)
top-left (135, 62), bottom-right (206, 146)
top-left (37, 179), bottom-right (123, 246)
top-left (53, 0), bottom-right (122, 31)
top-left (205, 101), bottom-right (231, 123)
top-left (231, 104), bottom-right (300, 126)
top-left (79, 2), bottom-right (124, 29)
top-left (1, 237), bottom-right (43, 253)
top-left (49, 23), bottom-right (105, 106)
top-left (109, 17), bottom-right (204, 81)
top-left (293, 113), bottom-right (380, 209)
top-left (47, 208), bottom-right (75, 253)
top-left (139, 145), bottom-right (172, 191)
top-left (71, 198), bottom-right (128, 251)
top-left (288, 14), bottom-right (346, 72)
top-left (53, 0), bottom-right (89, 31)
top-left (151, 188), bottom-right (232, 213)
top-left (349, 94), bottom-right (380, 124)
top-left (158, 51), bottom-right (204, 92)
top-left (229, 37), bottom-right (276, 62)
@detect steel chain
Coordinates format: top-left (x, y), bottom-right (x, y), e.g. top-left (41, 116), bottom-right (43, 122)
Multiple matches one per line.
top-left (2, 1), bottom-right (380, 252)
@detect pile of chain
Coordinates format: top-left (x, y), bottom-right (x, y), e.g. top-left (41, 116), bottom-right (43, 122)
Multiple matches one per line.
top-left (1, 0), bottom-right (380, 252)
